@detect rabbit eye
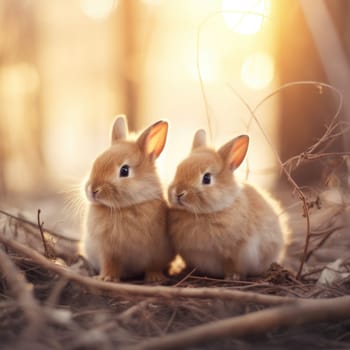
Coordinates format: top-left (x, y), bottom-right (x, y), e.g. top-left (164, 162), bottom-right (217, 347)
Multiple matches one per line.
top-left (119, 164), bottom-right (130, 177)
top-left (202, 172), bottom-right (211, 185)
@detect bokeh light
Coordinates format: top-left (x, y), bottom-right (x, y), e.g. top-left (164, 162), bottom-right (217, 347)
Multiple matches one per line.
top-left (80, 0), bottom-right (117, 20)
top-left (186, 49), bottom-right (219, 83)
top-left (241, 51), bottom-right (274, 89)
top-left (222, 0), bottom-right (270, 35)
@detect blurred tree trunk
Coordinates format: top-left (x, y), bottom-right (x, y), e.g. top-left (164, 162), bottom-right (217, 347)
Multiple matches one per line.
top-left (275, 0), bottom-right (347, 185)
top-left (0, 0), bottom-right (43, 196)
top-left (118, 0), bottom-right (138, 131)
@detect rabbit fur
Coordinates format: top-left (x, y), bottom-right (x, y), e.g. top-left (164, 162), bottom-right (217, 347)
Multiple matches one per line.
top-left (168, 129), bottom-right (286, 280)
top-left (81, 115), bottom-right (174, 282)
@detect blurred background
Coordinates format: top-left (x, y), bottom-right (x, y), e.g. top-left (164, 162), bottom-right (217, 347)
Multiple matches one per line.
top-left (1, 0), bottom-right (349, 237)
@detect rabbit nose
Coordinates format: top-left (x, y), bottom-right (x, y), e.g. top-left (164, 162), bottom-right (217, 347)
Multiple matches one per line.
top-left (176, 191), bottom-right (187, 203)
top-left (86, 184), bottom-right (100, 201)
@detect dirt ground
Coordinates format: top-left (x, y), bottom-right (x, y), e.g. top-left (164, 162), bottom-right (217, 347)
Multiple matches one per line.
top-left (0, 181), bottom-right (350, 350)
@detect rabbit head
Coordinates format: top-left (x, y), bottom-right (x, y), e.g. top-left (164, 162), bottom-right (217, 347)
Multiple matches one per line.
top-left (168, 129), bottom-right (249, 214)
top-left (85, 115), bottom-right (168, 209)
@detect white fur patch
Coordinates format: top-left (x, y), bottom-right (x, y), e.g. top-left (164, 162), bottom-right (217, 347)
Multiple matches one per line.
top-left (237, 235), bottom-right (261, 275)
top-left (81, 234), bottom-right (100, 271)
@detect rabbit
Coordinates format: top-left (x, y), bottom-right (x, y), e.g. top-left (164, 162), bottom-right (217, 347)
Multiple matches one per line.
top-left (167, 129), bottom-right (286, 280)
top-left (81, 115), bottom-right (174, 282)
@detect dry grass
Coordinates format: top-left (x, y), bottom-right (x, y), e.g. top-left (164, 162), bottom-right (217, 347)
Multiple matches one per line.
top-left (1, 80), bottom-right (350, 349)
top-left (1, 193), bottom-right (350, 350)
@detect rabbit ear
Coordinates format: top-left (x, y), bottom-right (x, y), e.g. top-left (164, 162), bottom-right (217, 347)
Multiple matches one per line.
top-left (192, 129), bottom-right (207, 150)
top-left (137, 120), bottom-right (168, 160)
top-left (111, 115), bottom-right (128, 143)
top-left (218, 135), bottom-right (249, 171)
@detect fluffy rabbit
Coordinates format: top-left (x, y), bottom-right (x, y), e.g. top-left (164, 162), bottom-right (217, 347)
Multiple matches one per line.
top-left (168, 129), bottom-right (286, 280)
top-left (81, 115), bottom-right (174, 282)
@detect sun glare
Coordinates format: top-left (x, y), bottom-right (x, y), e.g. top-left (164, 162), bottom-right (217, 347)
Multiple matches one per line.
top-left (141, 0), bottom-right (161, 4)
top-left (221, 0), bottom-right (270, 35)
top-left (241, 51), bottom-right (274, 89)
top-left (80, 0), bottom-right (117, 20)
top-left (186, 49), bottom-right (219, 83)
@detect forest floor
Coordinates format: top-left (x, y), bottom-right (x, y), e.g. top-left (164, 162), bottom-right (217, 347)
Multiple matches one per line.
top-left (0, 181), bottom-right (350, 350)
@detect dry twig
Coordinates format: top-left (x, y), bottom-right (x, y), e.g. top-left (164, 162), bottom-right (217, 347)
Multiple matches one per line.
top-left (306, 225), bottom-right (345, 262)
top-left (196, 10), bottom-right (269, 140)
top-left (0, 208), bottom-right (78, 242)
top-left (228, 81), bottom-right (347, 279)
top-left (0, 246), bottom-right (45, 341)
top-left (37, 209), bottom-right (49, 257)
top-left (127, 295), bottom-right (350, 350)
top-left (0, 235), bottom-right (297, 305)
top-left (117, 300), bottom-right (152, 323)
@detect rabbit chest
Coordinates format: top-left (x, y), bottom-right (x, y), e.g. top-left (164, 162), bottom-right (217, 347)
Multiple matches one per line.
top-left (169, 206), bottom-right (249, 259)
top-left (86, 199), bottom-right (167, 266)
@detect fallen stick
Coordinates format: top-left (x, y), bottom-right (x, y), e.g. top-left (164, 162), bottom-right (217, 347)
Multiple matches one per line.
top-left (0, 208), bottom-right (78, 242)
top-left (37, 209), bottom-right (50, 257)
top-left (0, 235), bottom-right (296, 305)
top-left (0, 246), bottom-right (45, 341)
top-left (126, 294), bottom-right (350, 350)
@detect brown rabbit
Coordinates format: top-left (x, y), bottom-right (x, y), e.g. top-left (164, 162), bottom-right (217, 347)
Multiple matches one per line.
top-left (168, 129), bottom-right (286, 280)
top-left (81, 115), bottom-right (174, 282)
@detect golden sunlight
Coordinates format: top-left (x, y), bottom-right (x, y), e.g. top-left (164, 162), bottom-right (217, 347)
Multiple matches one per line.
top-left (141, 0), bottom-right (161, 4)
top-left (80, 0), bottom-right (117, 20)
top-left (186, 49), bottom-right (219, 83)
top-left (241, 51), bottom-right (274, 89)
top-left (221, 0), bottom-right (270, 35)
top-left (0, 63), bottom-right (39, 97)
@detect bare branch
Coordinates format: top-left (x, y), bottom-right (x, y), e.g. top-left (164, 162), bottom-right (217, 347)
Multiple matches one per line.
top-left (127, 295), bottom-right (350, 350)
top-left (227, 81), bottom-right (348, 279)
top-left (37, 209), bottom-right (49, 257)
top-left (227, 83), bottom-right (312, 279)
top-left (196, 10), bottom-right (270, 140)
top-left (0, 235), bottom-right (297, 306)
top-left (306, 225), bottom-right (345, 262)
top-left (0, 246), bottom-right (44, 341)
top-left (0, 208), bottom-right (78, 242)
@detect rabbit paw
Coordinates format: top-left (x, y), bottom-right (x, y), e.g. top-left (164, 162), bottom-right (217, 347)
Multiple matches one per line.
top-left (224, 259), bottom-right (240, 281)
top-left (94, 274), bottom-right (120, 283)
top-left (145, 271), bottom-right (166, 283)
top-left (225, 272), bottom-right (241, 281)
